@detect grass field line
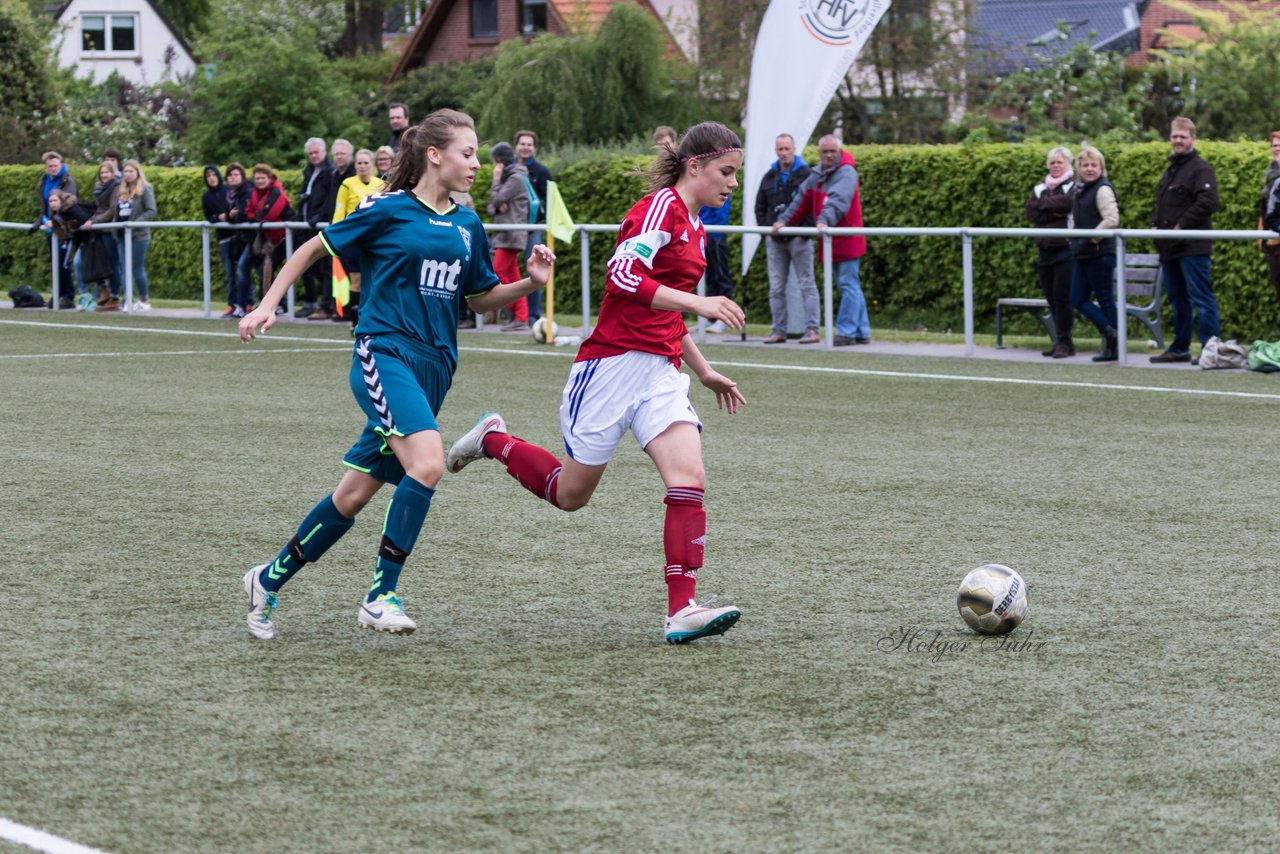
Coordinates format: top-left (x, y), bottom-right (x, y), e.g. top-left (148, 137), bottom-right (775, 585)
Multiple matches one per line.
top-left (7, 318), bottom-right (1280, 402)
top-left (0, 817), bottom-right (110, 854)
top-left (0, 347), bottom-right (350, 360)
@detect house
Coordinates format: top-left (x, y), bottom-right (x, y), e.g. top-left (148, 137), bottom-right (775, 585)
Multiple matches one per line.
top-left (388, 0), bottom-right (688, 82)
top-left (52, 0), bottom-right (195, 85)
top-left (970, 0), bottom-right (1142, 76)
top-left (1126, 0), bottom-right (1237, 66)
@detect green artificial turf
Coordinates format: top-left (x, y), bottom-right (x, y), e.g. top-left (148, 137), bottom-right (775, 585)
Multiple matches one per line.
top-left (2, 313), bottom-right (1278, 852)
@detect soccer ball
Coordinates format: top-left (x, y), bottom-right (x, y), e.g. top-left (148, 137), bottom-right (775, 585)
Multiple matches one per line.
top-left (531, 316), bottom-right (558, 344)
top-left (957, 564), bottom-right (1029, 635)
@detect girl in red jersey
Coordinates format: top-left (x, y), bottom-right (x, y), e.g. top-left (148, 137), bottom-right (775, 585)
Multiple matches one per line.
top-left (447, 121), bottom-right (748, 644)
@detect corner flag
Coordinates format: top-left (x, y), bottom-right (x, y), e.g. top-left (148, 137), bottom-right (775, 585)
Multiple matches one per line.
top-left (546, 181), bottom-right (575, 244)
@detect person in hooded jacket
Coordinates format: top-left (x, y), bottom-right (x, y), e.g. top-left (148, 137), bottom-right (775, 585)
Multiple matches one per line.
top-left (486, 141), bottom-right (531, 331)
top-left (201, 165), bottom-right (240, 317)
top-left (773, 134), bottom-right (870, 346)
top-left (48, 189), bottom-right (97, 308)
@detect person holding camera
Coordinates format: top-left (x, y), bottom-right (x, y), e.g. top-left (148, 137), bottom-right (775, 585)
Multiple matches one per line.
top-left (755, 132), bottom-right (819, 344)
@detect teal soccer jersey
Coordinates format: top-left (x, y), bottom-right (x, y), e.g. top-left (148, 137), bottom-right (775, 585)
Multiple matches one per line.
top-left (319, 190), bottom-right (499, 369)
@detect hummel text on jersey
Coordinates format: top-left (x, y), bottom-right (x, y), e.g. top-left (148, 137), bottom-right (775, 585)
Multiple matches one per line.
top-left (420, 258), bottom-right (462, 296)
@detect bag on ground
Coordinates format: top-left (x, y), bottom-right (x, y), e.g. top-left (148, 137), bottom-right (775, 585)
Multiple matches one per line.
top-left (8, 284), bottom-right (46, 308)
top-left (1247, 339), bottom-right (1280, 373)
top-left (1198, 336), bottom-right (1249, 370)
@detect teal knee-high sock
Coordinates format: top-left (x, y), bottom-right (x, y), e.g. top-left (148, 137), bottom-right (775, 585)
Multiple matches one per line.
top-left (260, 494), bottom-right (356, 593)
top-left (368, 475), bottom-right (434, 602)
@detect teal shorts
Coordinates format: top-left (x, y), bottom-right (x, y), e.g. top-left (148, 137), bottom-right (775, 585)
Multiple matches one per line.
top-left (343, 334), bottom-right (452, 485)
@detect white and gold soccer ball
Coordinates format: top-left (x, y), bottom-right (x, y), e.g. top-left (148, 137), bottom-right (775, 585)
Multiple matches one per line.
top-left (531, 316), bottom-right (558, 344)
top-left (957, 564), bottom-right (1029, 635)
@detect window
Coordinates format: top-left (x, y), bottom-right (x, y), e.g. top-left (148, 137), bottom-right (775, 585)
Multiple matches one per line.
top-left (81, 13), bottom-right (137, 53)
top-left (472, 0), bottom-right (498, 38)
top-left (111, 15), bottom-right (136, 51)
top-left (81, 15), bottom-right (105, 51)
top-left (521, 0), bottom-right (546, 34)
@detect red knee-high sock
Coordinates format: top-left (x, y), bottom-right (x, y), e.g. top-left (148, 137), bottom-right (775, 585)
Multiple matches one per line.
top-left (663, 487), bottom-right (706, 616)
top-left (482, 432), bottom-right (564, 507)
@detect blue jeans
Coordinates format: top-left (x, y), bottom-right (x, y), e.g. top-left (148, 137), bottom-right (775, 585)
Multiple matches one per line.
top-left (218, 240), bottom-right (238, 306)
top-left (1162, 255), bottom-right (1219, 353)
top-left (1069, 254), bottom-right (1117, 333)
top-left (835, 258), bottom-right (870, 338)
top-left (128, 238), bottom-right (150, 301)
top-left (236, 247), bottom-right (262, 308)
top-left (525, 230), bottom-right (544, 319)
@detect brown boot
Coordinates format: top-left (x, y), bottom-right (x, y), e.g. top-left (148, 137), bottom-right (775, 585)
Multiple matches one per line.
top-left (1051, 341), bottom-right (1072, 358)
top-left (98, 297), bottom-right (120, 312)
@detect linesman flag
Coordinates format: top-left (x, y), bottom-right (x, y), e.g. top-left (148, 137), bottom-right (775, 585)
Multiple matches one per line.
top-left (333, 257), bottom-right (351, 317)
top-left (545, 181), bottom-right (575, 244)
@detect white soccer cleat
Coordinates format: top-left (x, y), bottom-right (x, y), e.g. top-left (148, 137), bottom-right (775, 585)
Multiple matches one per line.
top-left (357, 593), bottom-right (417, 635)
top-left (664, 596), bottom-right (740, 644)
top-left (446, 412), bottom-right (506, 473)
top-left (244, 564), bottom-right (277, 640)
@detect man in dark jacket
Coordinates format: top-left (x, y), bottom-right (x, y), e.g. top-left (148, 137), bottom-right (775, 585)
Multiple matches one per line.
top-left (1150, 117), bottom-right (1221, 363)
top-left (296, 137), bottom-right (336, 317)
top-left (755, 133), bottom-right (819, 344)
top-left (515, 129), bottom-right (552, 320)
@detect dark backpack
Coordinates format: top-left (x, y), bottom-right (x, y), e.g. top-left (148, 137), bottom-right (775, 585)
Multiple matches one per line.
top-left (9, 284), bottom-right (46, 308)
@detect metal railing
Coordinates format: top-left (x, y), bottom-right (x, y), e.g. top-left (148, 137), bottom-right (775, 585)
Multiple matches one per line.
top-left (12, 219), bottom-right (1278, 366)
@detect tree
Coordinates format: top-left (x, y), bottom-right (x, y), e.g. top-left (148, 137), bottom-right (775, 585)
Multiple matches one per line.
top-left (985, 27), bottom-right (1152, 143)
top-left (476, 4), bottom-right (689, 145)
top-left (1149, 0), bottom-right (1280, 139)
top-left (185, 16), bottom-right (371, 165)
top-left (335, 0), bottom-right (385, 55)
top-left (0, 0), bottom-right (57, 162)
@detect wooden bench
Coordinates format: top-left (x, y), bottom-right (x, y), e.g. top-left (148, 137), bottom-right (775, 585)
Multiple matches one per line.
top-left (995, 253), bottom-right (1164, 349)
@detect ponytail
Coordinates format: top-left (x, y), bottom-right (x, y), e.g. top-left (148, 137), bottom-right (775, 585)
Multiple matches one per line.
top-left (387, 109), bottom-right (476, 193)
top-left (637, 121), bottom-right (742, 192)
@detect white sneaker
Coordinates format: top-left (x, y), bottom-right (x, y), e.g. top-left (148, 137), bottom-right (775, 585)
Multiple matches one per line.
top-left (133, 301), bottom-right (152, 312)
top-left (358, 593), bottom-right (416, 634)
top-left (664, 597), bottom-right (740, 644)
top-left (446, 412), bottom-right (506, 473)
top-left (244, 565), bottom-right (277, 639)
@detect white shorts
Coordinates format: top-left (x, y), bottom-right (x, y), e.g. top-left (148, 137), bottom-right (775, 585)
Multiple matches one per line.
top-left (560, 350), bottom-right (702, 466)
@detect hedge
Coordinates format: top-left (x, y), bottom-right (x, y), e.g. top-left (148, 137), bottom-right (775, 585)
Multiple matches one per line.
top-left (4, 142), bottom-right (1278, 338)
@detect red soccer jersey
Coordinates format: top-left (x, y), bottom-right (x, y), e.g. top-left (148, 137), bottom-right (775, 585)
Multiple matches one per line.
top-left (576, 187), bottom-right (707, 368)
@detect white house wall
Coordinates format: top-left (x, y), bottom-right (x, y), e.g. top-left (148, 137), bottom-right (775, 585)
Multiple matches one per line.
top-left (54, 0), bottom-right (195, 85)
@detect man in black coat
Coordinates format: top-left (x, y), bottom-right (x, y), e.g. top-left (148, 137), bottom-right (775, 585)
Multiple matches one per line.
top-left (1150, 117), bottom-right (1221, 363)
top-left (755, 133), bottom-right (819, 344)
top-left (297, 137), bottom-right (336, 318)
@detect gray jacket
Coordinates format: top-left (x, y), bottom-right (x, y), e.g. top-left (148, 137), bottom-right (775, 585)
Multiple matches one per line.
top-left (113, 184), bottom-right (158, 242)
top-left (486, 162), bottom-right (530, 250)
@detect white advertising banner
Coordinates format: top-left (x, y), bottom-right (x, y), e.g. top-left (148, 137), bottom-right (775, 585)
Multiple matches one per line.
top-left (741, 0), bottom-right (891, 274)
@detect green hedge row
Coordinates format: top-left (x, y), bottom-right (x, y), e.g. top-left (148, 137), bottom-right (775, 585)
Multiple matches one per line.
top-left (4, 142), bottom-right (1278, 337)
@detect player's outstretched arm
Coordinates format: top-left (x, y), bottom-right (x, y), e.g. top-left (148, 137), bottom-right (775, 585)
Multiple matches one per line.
top-left (468, 244), bottom-right (556, 314)
top-left (682, 333), bottom-right (745, 414)
top-left (652, 286), bottom-right (745, 330)
top-left (239, 235), bottom-right (329, 342)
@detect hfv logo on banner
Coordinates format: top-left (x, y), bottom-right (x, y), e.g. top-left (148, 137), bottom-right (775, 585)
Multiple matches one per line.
top-left (799, 0), bottom-right (875, 45)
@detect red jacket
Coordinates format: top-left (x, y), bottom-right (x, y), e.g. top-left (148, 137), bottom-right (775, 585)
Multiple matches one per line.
top-left (246, 180), bottom-right (292, 246)
top-left (780, 149), bottom-right (865, 261)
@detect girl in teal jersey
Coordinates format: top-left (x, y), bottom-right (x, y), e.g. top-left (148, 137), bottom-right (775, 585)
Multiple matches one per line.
top-left (235, 109), bottom-right (556, 639)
